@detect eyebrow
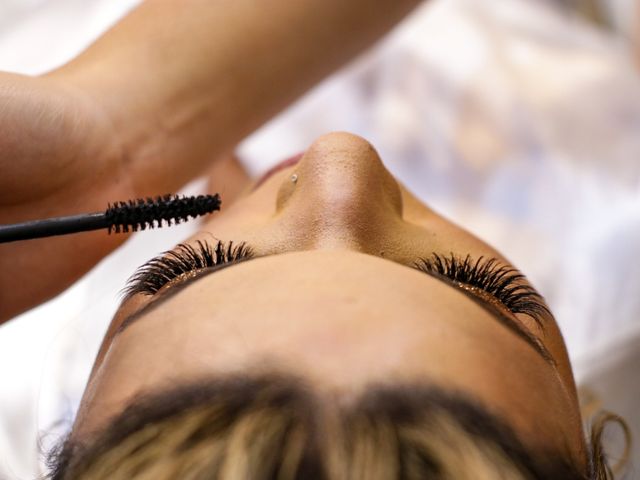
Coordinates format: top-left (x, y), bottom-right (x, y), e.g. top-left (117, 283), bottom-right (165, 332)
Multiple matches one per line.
top-left (115, 254), bottom-right (556, 366)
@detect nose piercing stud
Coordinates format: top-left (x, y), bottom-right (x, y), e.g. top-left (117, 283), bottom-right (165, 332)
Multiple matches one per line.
top-left (291, 173), bottom-right (298, 184)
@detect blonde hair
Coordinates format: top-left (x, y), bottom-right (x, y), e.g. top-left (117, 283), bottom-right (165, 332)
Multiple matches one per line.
top-left (49, 375), bottom-right (625, 479)
top-left (589, 412), bottom-right (632, 480)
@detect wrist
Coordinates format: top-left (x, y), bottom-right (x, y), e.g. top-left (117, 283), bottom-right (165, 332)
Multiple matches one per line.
top-left (43, 64), bottom-right (162, 194)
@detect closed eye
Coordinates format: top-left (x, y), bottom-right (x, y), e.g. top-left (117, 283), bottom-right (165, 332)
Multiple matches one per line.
top-left (121, 240), bottom-right (254, 301)
top-left (414, 253), bottom-right (550, 329)
top-left (124, 241), bottom-right (549, 328)
top-left (117, 241), bottom-right (555, 365)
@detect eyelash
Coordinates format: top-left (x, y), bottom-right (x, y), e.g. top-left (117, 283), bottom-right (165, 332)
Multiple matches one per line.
top-left (414, 253), bottom-right (549, 326)
top-left (122, 240), bottom-right (253, 299)
top-left (124, 242), bottom-right (548, 325)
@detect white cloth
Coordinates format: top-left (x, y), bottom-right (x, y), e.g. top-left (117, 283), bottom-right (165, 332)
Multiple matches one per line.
top-left (0, 0), bottom-right (638, 477)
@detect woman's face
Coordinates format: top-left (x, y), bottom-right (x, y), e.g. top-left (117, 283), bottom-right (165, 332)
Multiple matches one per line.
top-left (74, 132), bottom-right (585, 464)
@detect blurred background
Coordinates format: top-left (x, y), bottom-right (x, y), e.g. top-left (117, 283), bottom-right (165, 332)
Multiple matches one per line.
top-left (0, 0), bottom-right (638, 478)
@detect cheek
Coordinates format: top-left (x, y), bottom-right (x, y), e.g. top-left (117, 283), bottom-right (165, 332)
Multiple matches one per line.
top-left (197, 179), bottom-right (285, 240)
top-left (383, 216), bottom-right (505, 270)
top-left (197, 209), bottom-right (269, 242)
top-left (422, 217), bottom-right (507, 261)
top-left (398, 190), bottom-right (505, 260)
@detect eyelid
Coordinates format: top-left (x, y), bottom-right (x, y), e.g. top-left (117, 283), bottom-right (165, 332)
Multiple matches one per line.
top-left (121, 240), bottom-right (253, 302)
top-left (124, 244), bottom-right (548, 325)
top-left (116, 258), bottom-right (253, 333)
top-left (143, 262), bottom-right (228, 297)
top-left (421, 269), bottom-right (539, 325)
top-left (431, 272), bottom-right (512, 311)
top-left (123, 255), bottom-right (251, 304)
top-left (413, 254), bottom-right (550, 329)
top-left (412, 266), bottom-right (553, 363)
top-left (114, 247), bottom-right (556, 365)
top-left (447, 277), bottom-right (555, 364)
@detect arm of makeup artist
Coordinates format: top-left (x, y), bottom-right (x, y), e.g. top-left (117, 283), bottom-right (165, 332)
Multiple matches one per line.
top-left (0, 0), bottom-right (420, 322)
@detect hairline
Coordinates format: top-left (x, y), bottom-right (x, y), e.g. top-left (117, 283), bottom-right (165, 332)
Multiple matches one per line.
top-left (50, 372), bottom-right (583, 479)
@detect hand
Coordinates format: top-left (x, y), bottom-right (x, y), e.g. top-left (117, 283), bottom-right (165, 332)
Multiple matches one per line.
top-left (0, 0), bottom-right (421, 322)
top-left (0, 72), bottom-right (127, 208)
top-left (0, 72), bottom-right (250, 322)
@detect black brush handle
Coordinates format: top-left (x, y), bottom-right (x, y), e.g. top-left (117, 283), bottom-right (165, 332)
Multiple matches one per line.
top-left (0, 213), bottom-right (107, 242)
top-left (0, 194), bottom-right (221, 243)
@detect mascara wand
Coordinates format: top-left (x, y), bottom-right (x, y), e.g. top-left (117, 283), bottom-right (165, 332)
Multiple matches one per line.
top-left (0, 194), bottom-right (221, 243)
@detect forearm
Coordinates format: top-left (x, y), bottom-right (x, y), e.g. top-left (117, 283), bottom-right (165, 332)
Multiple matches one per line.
top-left (50, 0), bottom-right (420, 194)
top-left (0, 0), bottom-right (420, 322)
top-left (0, 72), bottom-right (113, 203)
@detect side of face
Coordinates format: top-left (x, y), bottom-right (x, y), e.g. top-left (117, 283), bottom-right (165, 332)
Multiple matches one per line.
top-left (74, 132), bottom-right (587, 467)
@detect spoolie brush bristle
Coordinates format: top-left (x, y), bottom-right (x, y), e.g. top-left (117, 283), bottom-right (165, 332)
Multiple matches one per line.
top-left (105, 194), bottom-right (221, 233)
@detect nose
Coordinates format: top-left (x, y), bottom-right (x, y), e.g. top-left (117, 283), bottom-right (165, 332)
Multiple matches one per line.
top-left (275, 132), bottom-right (404, 249)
